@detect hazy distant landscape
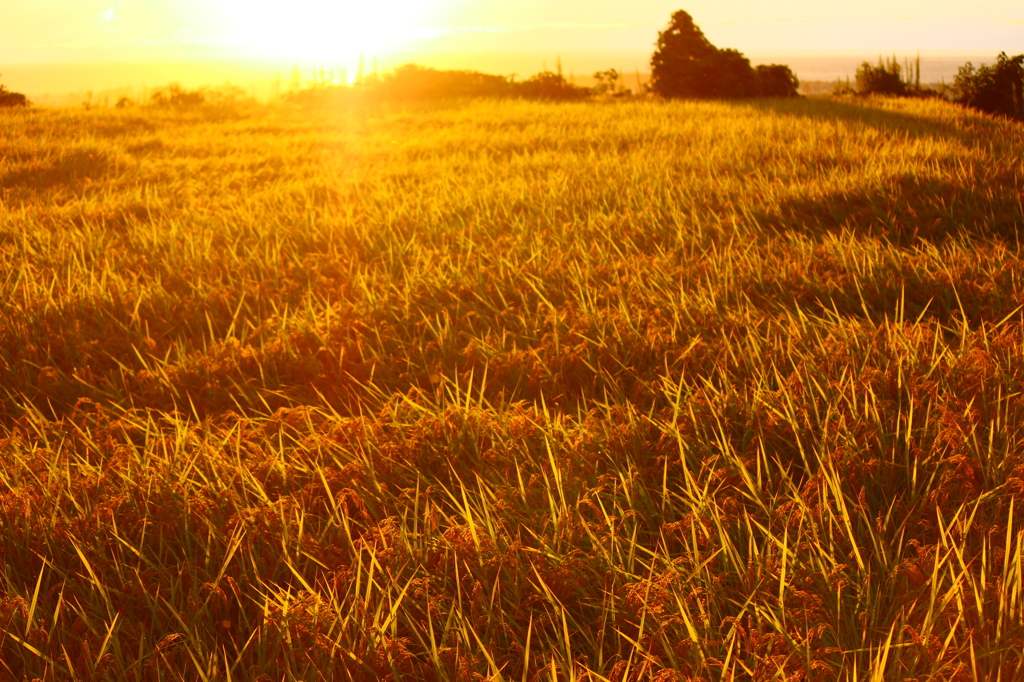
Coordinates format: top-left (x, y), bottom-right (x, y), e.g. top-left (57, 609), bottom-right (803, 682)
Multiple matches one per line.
top-left (3, 49), bottom-right (996, 105)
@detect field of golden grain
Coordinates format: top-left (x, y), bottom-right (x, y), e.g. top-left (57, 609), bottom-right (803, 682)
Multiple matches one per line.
top-left (2, 95), bottom-right (1024, 680)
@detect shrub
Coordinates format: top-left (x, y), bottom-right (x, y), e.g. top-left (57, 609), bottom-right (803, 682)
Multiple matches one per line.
top-left (369, 64), bottom-right (514, 100)
top-left (756, 64), bottom-right (800, 98)
top-left (0, 83), bottom-right (29, 108)
top-left (151, 83), bottom-right (205, 108)
top-left (954, 52), bottom-right (1024, 121)
top-left (514, 71), bottom-right (591, 100)
top-left (855, 57), bottom-right (908, 96)
top-left (592, 69), bottom-right (621, 96)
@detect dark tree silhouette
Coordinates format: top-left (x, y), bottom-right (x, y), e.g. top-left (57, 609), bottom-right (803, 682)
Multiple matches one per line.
top-left (371, 64), bottom-right (513, 100)
top-left (756, 64), bottom-right (800, 98)
top-left (707, 49), bottom-right (759, 98)
top-left (651, 11), bottom-right (799, 99)
top-left (855, 57), bottom-right (908, 96)
top-left (0, 80), bottom-right (28, 108)
top-left (515, 71), bottom-right (590, 100)
top-left (650, 10), bottom-right (721, 98)
top-left (954, 52), bottom-right (1024, 121)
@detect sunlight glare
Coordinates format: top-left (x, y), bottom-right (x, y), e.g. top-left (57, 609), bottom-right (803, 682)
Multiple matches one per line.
top-left (212, 0), bottom-right (443, 64)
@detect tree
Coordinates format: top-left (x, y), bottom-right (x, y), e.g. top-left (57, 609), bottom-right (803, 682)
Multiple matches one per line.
top-left (954, 52), bottom-right (1024, 121)
top-left (756, 64), bottom-right (800, 98)
top-left (706, 49), bottom-right (759, 98)
top-left (650, 11), bottom-right (798, 99)
top-left (650, 10), bottom-right (723, 98)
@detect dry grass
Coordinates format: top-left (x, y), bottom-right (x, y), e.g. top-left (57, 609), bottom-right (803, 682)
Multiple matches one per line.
top-left (1, 94), bottom-right (1024, 680)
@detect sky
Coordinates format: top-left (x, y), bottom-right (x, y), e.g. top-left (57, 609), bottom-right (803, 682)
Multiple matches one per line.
top-left (2, 0), bottom-right (1022, 95)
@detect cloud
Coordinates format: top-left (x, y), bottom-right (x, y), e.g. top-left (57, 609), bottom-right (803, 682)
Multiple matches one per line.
top-left (97, 0), bottom-right (125, 26)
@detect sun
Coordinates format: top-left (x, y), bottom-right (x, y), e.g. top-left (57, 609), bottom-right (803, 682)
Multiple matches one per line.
top-left (211, 0), bottom-right (443, 64)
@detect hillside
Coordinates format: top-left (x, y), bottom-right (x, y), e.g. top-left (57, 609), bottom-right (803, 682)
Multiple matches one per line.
top-left (1, 96), bottom-right (1024, 680)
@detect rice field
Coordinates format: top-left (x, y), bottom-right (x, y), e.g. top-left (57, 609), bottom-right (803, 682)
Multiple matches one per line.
top-left (2, 94), bottom-right (1024, 680)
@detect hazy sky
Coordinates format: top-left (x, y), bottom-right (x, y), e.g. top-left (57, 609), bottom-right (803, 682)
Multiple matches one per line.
top-left (3, 0), bottom-right (1023, 65)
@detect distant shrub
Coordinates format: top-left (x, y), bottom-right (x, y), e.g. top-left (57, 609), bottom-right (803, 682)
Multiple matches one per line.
top-left (203, 83), bottom-right (251, 108)
top-left (756, 64), bottom-right (800, 98)
top-left (514, 71), bottom-right (591, 100)
top-left (370, 64), bottom-right (514, 100)
top-left (856, 57), bottom-right (908, 96)
top-left (651, 10), bottom-right (797, 99)
top-left (0, 83), bottom-right (29, 108)
top-left (954, 52), bottom-right (1024, 121)
top-left (592, 69), bottom-right (621, 96)
top-left (149, 82), bottom-right (252, 113)
top-left (831, 77), bottom-right (856, 96)
top-left (151, 83), bottom-right (205, 108)
top-left (285, 64), bottom-right (593, 105)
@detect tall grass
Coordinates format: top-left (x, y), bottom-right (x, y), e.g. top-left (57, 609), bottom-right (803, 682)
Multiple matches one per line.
top-left (1, 95), bottom-right (1024, 680)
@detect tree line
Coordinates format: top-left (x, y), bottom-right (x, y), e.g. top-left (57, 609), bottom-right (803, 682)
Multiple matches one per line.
top-left (834, 52), bottom-right (1024, 121)
top-left (284, 64), bottom-right (600, 107)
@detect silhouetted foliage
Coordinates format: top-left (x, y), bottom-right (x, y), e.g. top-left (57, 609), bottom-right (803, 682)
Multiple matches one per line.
top-left (856, 57), bottom-right (908, 96)
top-left (832, 77), bottom-right (856, 96)
top-left (151, 83), bottom-right (206, 108)
top-left (285, 64), bottom-right (593, 105)
top-left (650, 11), bottom-right (722, 98)
top-left (756, 64), bottom-right (800, 98)
top-left (515, 71), bottom-right (591, 100)
top-left (149, 83), bottom-right (251, 113)
top-left (651, 10), bottom-right (798, 99)
top-left (369, 64), bottom-right (513, 100)
top-left (593, 69), bottom-right (621, 96)
top-left (0, 82), bottom-right (29, 108)
top-left (954, 52), bottom-right (1024, 121)
top-left (710, 49), bottom-right (760, 98)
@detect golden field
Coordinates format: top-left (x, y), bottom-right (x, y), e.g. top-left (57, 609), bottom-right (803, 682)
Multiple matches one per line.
top-left (2, 95), bottom-right (1024, 680)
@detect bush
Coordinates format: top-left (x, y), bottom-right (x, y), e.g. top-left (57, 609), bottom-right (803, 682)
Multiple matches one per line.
top-left (515, 71), bottom-right (591, 100)
top-left (757, 64), bottom-right (800, 98)
top-left (592, 69), bottom-right (621, 96)
top-left (369, 64), bottom-right (514, 100)
top-left (855, 57), bottom-right (908, 96)
top-left (954, 52), bottom-right (1024, 121)
top-left (0, 83), bottom-right (29, 108)
top-left (285, 65), bottom-right (592, 105)
top-left (151, 83), bottom-right (205, 108)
